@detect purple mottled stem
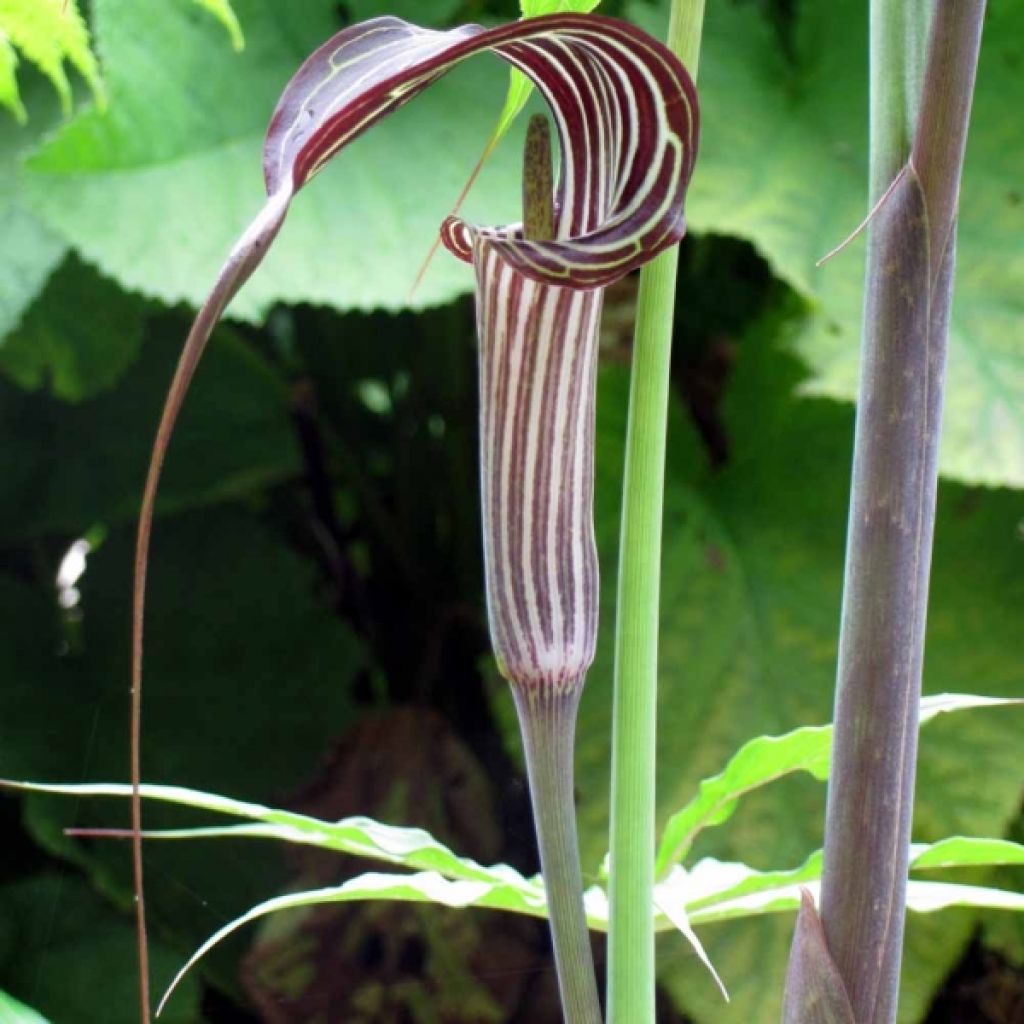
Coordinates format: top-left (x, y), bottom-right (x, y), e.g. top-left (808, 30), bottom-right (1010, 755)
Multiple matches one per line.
top-left (813, 3), bottom-right (986, 1022)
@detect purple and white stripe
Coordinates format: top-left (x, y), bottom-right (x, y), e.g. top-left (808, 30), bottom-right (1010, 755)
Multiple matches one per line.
top-left (474, 238), bottom-right (603, 692)
top-left (266, 13), bottom-right (698, 287)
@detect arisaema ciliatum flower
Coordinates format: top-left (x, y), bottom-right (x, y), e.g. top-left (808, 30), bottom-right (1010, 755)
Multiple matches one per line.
top-left (133, 13), bottom-right (697, 1023)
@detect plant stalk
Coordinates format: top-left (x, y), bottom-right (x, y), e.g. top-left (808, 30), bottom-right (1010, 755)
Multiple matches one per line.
top-left (811, 3), bottom-right (987, 1023)
top-left (513, 686), bottom-right (602, 1024)
top-left (606, 3), bottom-right (704, 1022)
top-left (868, 0), bottom-right (930, 201)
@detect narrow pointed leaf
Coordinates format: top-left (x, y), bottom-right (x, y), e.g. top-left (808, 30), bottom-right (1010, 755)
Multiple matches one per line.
top-left (653, 889), bottom-right (729, 1001)
top-left (0, 779), bottom-right (538, 887)
top-left (154, 870), bottom-right (552, 1015)
top-left (489, 2), bottom-right (603, 149)
top-left (660, 843), bottom-right (1024, 928)
top-left (155, 868), bottom-right (717, 1016)
top-left (908, 837), bottom-right (1024, 870)
top-left (0, 32), bottom-right (25, 123)
top-left (655, 693), bottom-right (1022, 875)
top-left (0, 989), bottom-right (51, 1024)
top-left (10, 780), bottom-right (1021, 910)
top-left (902, 880), bottom-right (1024, 914)
top-left (14, 775), bottom-right (1017, 1013)
top-left (680, 878), bottom-right (1024, 927)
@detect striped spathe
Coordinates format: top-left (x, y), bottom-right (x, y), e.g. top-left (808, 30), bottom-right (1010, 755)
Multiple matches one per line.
top-left (474, 237), bottom-right (602, 693)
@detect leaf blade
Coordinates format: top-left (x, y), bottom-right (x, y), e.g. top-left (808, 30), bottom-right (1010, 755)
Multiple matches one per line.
top-left (0, 0), bottom-right (104, 118)
top-left (654, 693), bottom-right (1022, 876)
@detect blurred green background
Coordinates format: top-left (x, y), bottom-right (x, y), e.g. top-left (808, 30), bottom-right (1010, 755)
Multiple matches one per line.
top-left (0, 0), bottom-right (1021, 1021)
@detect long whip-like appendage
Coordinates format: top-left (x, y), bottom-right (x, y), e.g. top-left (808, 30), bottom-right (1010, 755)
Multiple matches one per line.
top-left (130, 190), bottom-right (290, 1024)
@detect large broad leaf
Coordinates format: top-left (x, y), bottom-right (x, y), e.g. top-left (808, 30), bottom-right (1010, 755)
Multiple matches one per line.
top-left (0, 257), bottom-right (145, 400)
top-left (22, 0), bottom-right (528, 318)
top-left (630, 0), bottom-right (1024, 487)
top-left (0, 875), bottom-right (199, 1024)
top-left (569, 306), bottom-right (1024, 1023)
top-left (0, 80), bottom-right (65, 342)
top-left (346, 0), bottom-right (464, 24)
top-left (0, 508), bottom-right (363, 986)
top-left (0, 314), bottom-right (298, 540)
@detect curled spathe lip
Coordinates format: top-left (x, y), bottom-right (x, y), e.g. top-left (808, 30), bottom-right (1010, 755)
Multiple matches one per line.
top-left (268, 13), bottom-right (699, 289)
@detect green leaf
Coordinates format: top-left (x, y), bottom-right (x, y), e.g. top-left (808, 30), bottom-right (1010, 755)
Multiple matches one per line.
top-left (0, 989), bottom-right (49, 1024)
top-left (0, 0), bottom-right (104, 121)
top-left (0, 780), bottom-right (544, 891)
top-left (0, 256), bottom-right (145, 400)
top-left (0, 780), bottom-right (730, 995)
top-left (0, 31), bottom-right (25, 123)
top-left (154, 869), bottom-right (557, 1016)
top-left (23, 0), bottom-right (528, 317)
top-left (680, 872), bottom-right (1024, 927)
top-left (570, 303), bottom-right (1024, 1023)
top-left (982, 810), bottom-right (1024, 966)
top-left (7, 795), bottom-right (1019, 1011)
top-left (346, 0), bottom-right (463, 25)
top-left (0, 507), bottom-right (363, 986)
top-left (0, 81), bottom-right (66, 342)
top-left (909, 837), bottom-right (1024, 871)
top-left (654, 694), bottom-right (1022, 876)
top-left (490, 1), bottom-right (602, 148)
top-left (629, 0), bottom-right (1024, 487)
top-left (154, 862), bottom-right (1021, 1014)
top-left (0, 315), bottom-right (298, 539)
top-left (655, 838), bottom-right (1024, 928)
top-left (187, 0), bottom-right (244, 50)
top-left (0, 874), bottom-right (200, 1024)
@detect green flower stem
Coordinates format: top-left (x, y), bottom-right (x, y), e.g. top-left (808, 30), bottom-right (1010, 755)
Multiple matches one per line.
top-left (869, 0), bottom-right (930, 201)
top-left (513, 687), bottom-right (602, 1024)
top-left (606, 4), bottom-right (704, 1023)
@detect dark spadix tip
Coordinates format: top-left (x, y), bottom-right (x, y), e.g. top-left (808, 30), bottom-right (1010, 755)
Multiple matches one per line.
top-left (523, 113), bottom-right (555, 242)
